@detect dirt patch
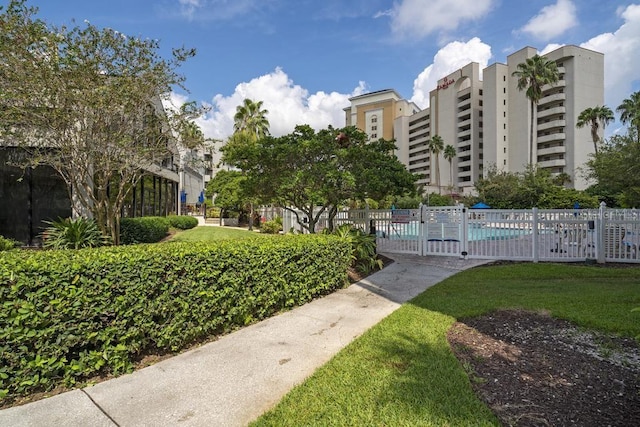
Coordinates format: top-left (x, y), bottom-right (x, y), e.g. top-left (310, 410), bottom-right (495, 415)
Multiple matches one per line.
top-left (448, 309), bottom-right (640, 426)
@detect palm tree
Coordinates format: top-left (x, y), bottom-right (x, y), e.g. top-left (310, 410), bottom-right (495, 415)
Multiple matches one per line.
top-left (576, 106), bottom-right (614, 154)
top-left (443, 144), bottom-right (456, 192)
top-left (232, 99), bottom-right (270, 231)
top-left (512, 54), bottom-right (560, 166)
top-left (617, 91), bottom-right (640, 139)
top-left (233, 98), bottom-right (270, 141)
top-left (428, 135), bottom-right (444, 194)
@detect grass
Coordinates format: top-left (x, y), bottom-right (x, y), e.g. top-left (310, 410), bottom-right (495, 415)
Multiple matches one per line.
top-left (168, 225), bottom-right (265, 242)
top-left (251, 262), bottom-right (640, 426)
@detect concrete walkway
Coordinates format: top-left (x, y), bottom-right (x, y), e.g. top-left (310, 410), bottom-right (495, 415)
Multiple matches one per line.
top-left (0, 253), bottom-right (490, 427)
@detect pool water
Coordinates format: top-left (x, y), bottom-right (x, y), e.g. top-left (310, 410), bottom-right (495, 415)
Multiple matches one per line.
top-left (379, 223), bottom-right (531, 241)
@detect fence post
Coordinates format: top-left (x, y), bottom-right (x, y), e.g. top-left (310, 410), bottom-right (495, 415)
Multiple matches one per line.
top-left (532, 207), bottom-right (539, 263)
top-left (596, 202), bottom-right (606, 263)
top-left (461, 205), bottom-right (468, 259)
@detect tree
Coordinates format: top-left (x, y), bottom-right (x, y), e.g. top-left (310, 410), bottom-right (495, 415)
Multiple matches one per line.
top-left (428, 135), bottom-right (444, 194)
top-left (229, 99), bottom-right (270, 229)
top-left (616, 91), bottom-right (640, 140)
top-left (443, 144), bottom-right (457, 192)
top-left (205, 169), bottom-right (246, 223)
top-left (0, 0), bottom-right (202, 244)
top-left (512, 54), bottom-right (560, 166)
top-left (576, 106), bottom-right (614, 154)
top-left (585, 130), bottom-right (640, 207)
top-left (233, 98), bottom-right (270, 140)
top-left (222, 125), bottom-right (416, 233)
top-left (475, 165), bottom-right (598, 209)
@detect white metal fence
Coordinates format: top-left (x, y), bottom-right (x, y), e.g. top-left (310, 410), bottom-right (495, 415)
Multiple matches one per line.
top-left (281, 203), bottom-right (640, 264)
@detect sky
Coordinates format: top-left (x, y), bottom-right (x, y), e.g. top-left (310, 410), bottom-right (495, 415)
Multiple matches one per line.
top-left (14, 0), bottom-right (640, 141)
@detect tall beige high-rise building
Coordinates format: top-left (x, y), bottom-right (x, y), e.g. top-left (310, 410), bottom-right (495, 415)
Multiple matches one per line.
top-left (345, 45), bottom-right (604, 195)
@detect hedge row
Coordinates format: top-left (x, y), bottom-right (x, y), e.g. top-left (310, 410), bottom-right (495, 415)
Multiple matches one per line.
top-left (0, 235), bottom-right (351, 401)
top-left (120, 217), bottom-right (170, 244)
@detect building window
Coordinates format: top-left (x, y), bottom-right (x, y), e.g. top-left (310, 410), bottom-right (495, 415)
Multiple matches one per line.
top-left (503, 136), bottom-right (506, 141)
top-left (503, 88), bottom-right (506, 93)
top-left (503, 123), bottom-right (506, 129)
top-left (503, 111), bottom-right (506, 117)
top-left (371, 133), bottom-right (377, 139)
top-left (504, 159), bottom-right (507, 165)
top-left (503, 100), bottom-right (506, 105)
top-left (503, 75), bottom-right (506, 82)
top-left (371, 125), bottom-right (377, 131)
top-left (503, 147), bottom-right (507, 153)
top-left (479, 100), bottom-right (483, 106)
top-left (371, 115), bottom-right (377, 123)
top-left (479, 89), bottom-right (483, 95)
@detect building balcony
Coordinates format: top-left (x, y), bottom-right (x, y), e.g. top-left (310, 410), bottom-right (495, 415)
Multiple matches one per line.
top-left (537, 158), bottom-right (566, 168)
top-left (457, 118), bottom-right (471, 128)
top-left (539, 92), bottom-right (566, 105)
top-left (537, 132), bottom-right (566, 144)
top-left (537, 106), bottom-right (565, 119)
top-left (458, 128), bottom-right (471, 138)
top-left (537, 119), bottom-right (566, 132)
top-left (541, 79), bottom-right (566, 92)
top-left (536, 145), bottom-right (565, 156)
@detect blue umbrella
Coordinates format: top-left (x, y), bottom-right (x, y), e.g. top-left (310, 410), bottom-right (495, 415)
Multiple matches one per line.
top-left (471, 202), bottom-right (490, 209)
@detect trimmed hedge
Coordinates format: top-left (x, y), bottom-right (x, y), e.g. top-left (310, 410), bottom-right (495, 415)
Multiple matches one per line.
top-left (120, 216), bottom-right (170, 244)
top-left (0, 235), bottom-right (351, 401)
top-left (166, 215), bottom-right (199, 230)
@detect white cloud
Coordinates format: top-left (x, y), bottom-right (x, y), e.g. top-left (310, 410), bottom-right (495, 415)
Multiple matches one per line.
top-left (180, 68), bottom-right (366, 142)
top-left (389, 0), bottom-right (494, 39)
top-left (579, 4), bottom-right (640, 116)
top-left (520, 0), bottom-right (578, 41)
top-left (410, 38), bottom-right (492, 108)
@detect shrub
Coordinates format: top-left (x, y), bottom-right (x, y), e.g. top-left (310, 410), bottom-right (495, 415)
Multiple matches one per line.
top-left (330, 224), bottom-right (382, 274)
top-left (41, 217), bottom-right (108, 250)
top-left (261, 217), bottom-right (283, 234)
top-left (167, 215), bottom-right (199, 230)
top-left (0, 236), bottom-right (20, 251)
top-left (0, 235), bottom-right (351, 401)
top-left (120, 216), bottom-right (170, 244)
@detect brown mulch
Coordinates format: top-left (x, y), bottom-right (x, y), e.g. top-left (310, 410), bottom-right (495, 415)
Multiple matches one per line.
top-left (447, 309), bottom-right (640, 426)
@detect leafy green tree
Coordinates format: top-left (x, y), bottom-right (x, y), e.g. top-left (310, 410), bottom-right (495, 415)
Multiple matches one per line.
top-left (443, 144), bottom-right (457, 192)
top-left (205, 169), bottom-right (247, 222)
top-left (585, 130), bottom-right (640, 207)
top-left (512, 54), bottom-right (560, 166)
top-left (617, 91), bottom-right (640, 140)
top-left (0, 0), bottom-right (201, 244)
top-left (428, 135), bottom-right (444, 194)
top-left (222, 125), bottom-right (416, 233)
top-left (475, 165), bottom-right (598, 209)
top-left (576, 106), bottom-right (614, 154)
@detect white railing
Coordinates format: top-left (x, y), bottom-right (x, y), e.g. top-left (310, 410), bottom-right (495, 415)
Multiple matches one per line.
top-left (281, 203), bottom-right (640, 264)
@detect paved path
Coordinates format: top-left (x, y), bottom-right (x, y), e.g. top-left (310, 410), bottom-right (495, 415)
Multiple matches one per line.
top-left (0, 253), bottom-right (490, 427)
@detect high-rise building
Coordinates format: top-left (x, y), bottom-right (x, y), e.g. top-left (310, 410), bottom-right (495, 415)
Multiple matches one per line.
top-left (345, 45), bottom-right (604, 195)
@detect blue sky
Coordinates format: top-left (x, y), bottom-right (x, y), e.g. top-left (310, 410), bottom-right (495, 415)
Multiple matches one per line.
top-left (17, 0), bottom-right (640, 140)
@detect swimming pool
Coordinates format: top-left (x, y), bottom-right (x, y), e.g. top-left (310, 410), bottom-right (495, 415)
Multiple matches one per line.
top-left (378, 222), bottom-right (531, 241)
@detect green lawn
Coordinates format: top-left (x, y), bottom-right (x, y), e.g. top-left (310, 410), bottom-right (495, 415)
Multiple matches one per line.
top-left (252, 262), bottom-right (640, 426)
top-left (169, 225), bottom-right (265, 242)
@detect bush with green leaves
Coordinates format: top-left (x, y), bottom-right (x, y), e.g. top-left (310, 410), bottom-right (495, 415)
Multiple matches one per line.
top-left (119, 216), bottom-right (170, 244)
top-left (0, 236), bottom-right (21, 251)
top-left (330, 224), bottom-right (383, 274)
top-left (166, 215), bottom-right (199, 230)
top-left (40, 217), bottom-right (109, 250)
top-left (261, 217), bottom-right (283, 234)
top-left (0, 234), bottom-right (351, 401)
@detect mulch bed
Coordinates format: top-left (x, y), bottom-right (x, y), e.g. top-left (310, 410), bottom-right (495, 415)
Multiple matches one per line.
top-left (448, 309), bottom-right (640, 426)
